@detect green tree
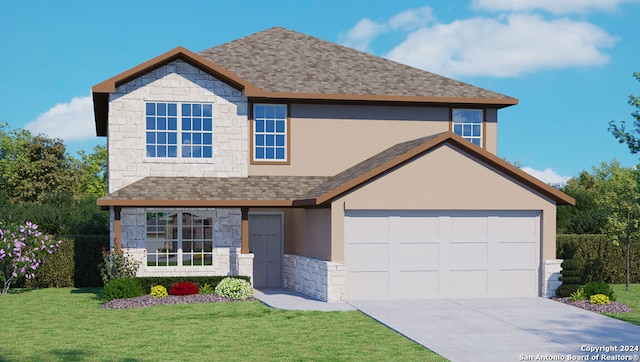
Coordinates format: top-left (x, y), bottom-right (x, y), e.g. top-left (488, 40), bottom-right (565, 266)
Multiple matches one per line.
top-left (76, 144), bottom-right (107, 199)
top-left (0, 123), bottom-right (80, 203)
top-left (609, 72), bottom-right (640, 153)
top-left (557, 171), bottom-right (608, 234)
top-left (592, 161), bottom-right (640, 291)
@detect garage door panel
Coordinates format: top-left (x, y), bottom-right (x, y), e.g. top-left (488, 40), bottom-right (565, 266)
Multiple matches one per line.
top-left (450, 216), bottom-right (488, 240)
top-left (398, 242), bottom-right (439, 267)
top-left (450, 242), bottom-right (488, 267)
top-left (345, 210), bottom-right (540, 299)
top-left (497, 242), bottom-right (537, 266)
top-left (445, 270), bottom-right (488, 297)
top-left (391, 271), bottom-right (439, 298)
top-left (389, 216), bottom-right (440, 241)
top-left (492, 270), bottom-right (538, 296)
top-left (347, 243), bottom-right (389, 268)
top-left (349, 271), bottom-right (389, 299)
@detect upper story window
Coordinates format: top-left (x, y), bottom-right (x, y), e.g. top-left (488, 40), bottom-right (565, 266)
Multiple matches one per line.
top-left (452, 109), bottom-right (483, 147)
top-left (146, 102), bottom-right (213, 158)
top-left (253, 104), bottom-right (288, 162)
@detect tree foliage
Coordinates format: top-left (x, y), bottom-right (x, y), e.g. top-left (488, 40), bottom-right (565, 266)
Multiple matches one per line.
top-left (557, 171), bottom-right (608, 234)
top-left (609, 72), bottom-right (640, 154)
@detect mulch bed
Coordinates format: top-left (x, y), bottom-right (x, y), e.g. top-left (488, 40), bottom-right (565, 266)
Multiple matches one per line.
top-left (101, 294), bottom-right (256, 309)
top-left (551, 297), bottom-right (632, 313)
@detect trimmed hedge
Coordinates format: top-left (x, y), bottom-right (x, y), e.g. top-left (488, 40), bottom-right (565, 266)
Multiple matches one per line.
top-left (17, 235), bottom-right (108, 288)
top-left (557, 234), bottom-right (640, 284)
top-left (136, 276), bottom-right (251, 294)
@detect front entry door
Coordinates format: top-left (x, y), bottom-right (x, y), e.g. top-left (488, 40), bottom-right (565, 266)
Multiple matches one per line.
top-left (249, 213), bottom-right (283, 288)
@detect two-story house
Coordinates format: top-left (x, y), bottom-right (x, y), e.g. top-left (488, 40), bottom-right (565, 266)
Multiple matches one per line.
top-left (93, 27), bottom-right (574, 302)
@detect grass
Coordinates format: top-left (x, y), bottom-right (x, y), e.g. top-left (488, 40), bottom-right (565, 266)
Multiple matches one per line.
top-left (603, 284), bottom-right (640, 326)
top-left (0, 288), bottom-right (446, 361)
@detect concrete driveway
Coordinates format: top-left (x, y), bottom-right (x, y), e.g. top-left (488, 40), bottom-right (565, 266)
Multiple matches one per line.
top-left (350, 298), bottom-right (640, 362)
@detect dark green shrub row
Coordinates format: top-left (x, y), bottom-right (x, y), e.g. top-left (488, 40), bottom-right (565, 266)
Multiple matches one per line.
top-left (557, 234), bottom-right (640, 284)
top-left (17, 235), bottom-right (109, 288)
top-left (136, 276), bottom-right (251, 293)
top-left (102, 278), bottom-right (145, 301)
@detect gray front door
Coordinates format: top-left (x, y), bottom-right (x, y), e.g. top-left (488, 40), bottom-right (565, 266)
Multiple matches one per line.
top-left (249, 213), bottom-right (283, 288)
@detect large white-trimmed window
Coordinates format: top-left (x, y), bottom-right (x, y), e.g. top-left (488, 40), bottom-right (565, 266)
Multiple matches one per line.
top-left (146, 211), bottom-right (214, 267)
top-left (452, 109), bottom-right (483, 147)
top-left (253, 104), bottom-right (287, 162)
top-left (146, 102), bottom-right (213, 158)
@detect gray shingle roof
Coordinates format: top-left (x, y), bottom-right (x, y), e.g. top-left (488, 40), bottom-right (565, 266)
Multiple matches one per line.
top-left (100, 176), bottom-right (329, 203)
top-left (198, 27), bottom-right (514, 100)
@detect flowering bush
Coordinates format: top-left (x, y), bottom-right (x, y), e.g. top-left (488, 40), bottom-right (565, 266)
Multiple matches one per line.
top-left (0, 221), bottom-right (62, 294)
top-left (170, 281), bottom-right (199, 296)
top-left (150, 285), bottom-right (168, 298)
top-left (590, 294), bottom-right (611, 305)
top-left (214, 278), bottom-right (253, 300)
top-left (99, 245), bottom-right (140, 285)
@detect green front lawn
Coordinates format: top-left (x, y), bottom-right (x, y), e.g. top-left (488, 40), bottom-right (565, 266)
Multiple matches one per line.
top-left (1, 288), bottom-right (445, 361)
top-left (603, 284), bottom-right (640, 326)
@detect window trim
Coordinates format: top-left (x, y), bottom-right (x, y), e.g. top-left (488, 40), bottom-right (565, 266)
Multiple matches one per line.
top-left (250, 103), bottom-right (291, 165)
top-left (145, 210), bottom-right (215, 268)
top-left (450, 108), bottom-right (485, 149)
top-left (145, 101), bottom-right (214, 159)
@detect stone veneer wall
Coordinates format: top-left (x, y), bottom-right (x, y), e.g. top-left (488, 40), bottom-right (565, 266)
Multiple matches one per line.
top-left (112, 207), bottom-right (251, 278)
top-left (283, 254), bottom-right (346, 302)
top-left (542, 259), bottom-right (563, 298)
top-left (107, 59), bottom-right (248, 193)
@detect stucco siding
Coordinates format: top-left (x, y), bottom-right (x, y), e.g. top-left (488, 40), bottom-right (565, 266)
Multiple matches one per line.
top-left (287, 208), bottom-right (332, 261)
top-left (107, 59), bottom-right (248, 193)
top-left (330, 144), bottom-right (557, 262)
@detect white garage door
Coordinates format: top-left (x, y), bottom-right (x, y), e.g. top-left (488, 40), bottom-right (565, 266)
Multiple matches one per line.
top-left (345, 210), bottom-right (540, 300)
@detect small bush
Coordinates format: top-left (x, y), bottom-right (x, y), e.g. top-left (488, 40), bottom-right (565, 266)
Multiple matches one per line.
top-left (214, 277), bottom-right (253, 300)
top-left (99, 247), bottom-right (140, 285)
top-left (556, 284), bottom-right (581, 298)
top-left (102, 278), bottom-right (145, 302)
top-left (150, 285), bottom-right (168, 298)
top-left (170, 281), bottom-right (199, 296)
top-left (556, 258), bottom-right (582, 298)
top-left (590, 294), bottom-right (610, 305)
top-left (136, 276), bottom-right (250, 293)
top-left (570, 288), bottom-right (586, 302)
top-left (199, 283), bottom-right (214, 294)
top-left (583, 281), bottom-right (616, 301)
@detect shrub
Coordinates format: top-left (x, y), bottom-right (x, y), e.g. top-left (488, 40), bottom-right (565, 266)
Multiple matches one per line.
top-left (136, 276), bottom-right (250, 293)
top-left (102, 278), bottom-right (145, 302)
top-left (170, 281), bottom-right (199, 296)
top-left (73, 235), bottom-right (109, 287)
top-left (25, 237), bottom-right (74, 288)
top-left (570, 288), bottom-right (586, 302)
top-left (99, 247), bottom-right (140, 285)
top-left (199, 283), bottom-right (214, 294)
top-left (556, 259), bottom-right (582, 298)
top-left (150, 285), bottom-right (168, 298)
top-left (583, 281), bottom-right (616, 301)
top-left (214, 277), bottom-right (253, 300)
top-left (590, 294), bottom-right (610, 305)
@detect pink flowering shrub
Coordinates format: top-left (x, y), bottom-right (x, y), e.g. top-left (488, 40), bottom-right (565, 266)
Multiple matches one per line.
top-left (0, 221), bottom-right (62, 294)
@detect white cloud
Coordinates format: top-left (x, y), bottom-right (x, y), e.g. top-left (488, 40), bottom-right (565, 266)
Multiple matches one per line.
top-left (388, 6), bottom-right (435, 31)
top-left (522, 166), bottom-right (571, 186)
top-left (339, 18), bottom-right (387, 51)
top-left (25, 96), bottom-right (95, 141)
top-left (384, 13), bottom-right (616, 77)
top-left (472, 0), bottom-right (639, 15)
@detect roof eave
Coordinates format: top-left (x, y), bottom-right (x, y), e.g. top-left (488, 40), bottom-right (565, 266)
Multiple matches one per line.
top-left (96, 198), bottom-right (294, 208)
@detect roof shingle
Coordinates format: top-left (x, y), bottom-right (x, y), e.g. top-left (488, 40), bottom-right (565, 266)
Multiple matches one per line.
top-left (198, 27), bottom-right (515, 101)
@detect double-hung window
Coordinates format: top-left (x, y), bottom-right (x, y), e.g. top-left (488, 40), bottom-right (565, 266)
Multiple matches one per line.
top-left (253, 104), bottom-right (287, 162)
top-left (146, 211), bottom-right (214, 267)
top-left (146, 102), bottom-right (213, 158)
top-left (452, 109), bottom-right (483, 147)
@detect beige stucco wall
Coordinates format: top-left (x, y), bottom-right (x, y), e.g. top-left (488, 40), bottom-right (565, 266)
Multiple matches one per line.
top-left (249, 104), bottom-right (499, 176)
top-left (286, 208), bottom-right (332, 261)
top-left (329, 143), bottom-right (557, 262)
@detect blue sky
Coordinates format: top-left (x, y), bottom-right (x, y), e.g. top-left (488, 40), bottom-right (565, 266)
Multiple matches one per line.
top-left (1, 0), bottom-right (639, 184)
